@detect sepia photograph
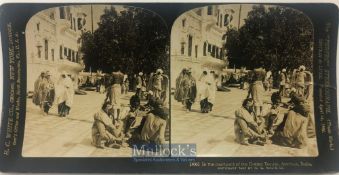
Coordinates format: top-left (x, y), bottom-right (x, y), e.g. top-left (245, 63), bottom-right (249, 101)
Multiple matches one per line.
top-left (0, 1), bottom-right (339, 174)
top-left (171, 4), bottom-right (318, 157)
top-left (22, 5), bottom-right (170, 157)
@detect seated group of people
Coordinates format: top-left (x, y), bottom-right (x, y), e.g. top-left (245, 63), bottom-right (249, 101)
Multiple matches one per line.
top-left (91, 92), bottom-right (169, 149)
top-left (234, 91), bottom-right (314, 149)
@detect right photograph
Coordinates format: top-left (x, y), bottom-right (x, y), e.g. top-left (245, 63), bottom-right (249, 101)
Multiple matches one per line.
top-left (170, 4), bottom-right (318, 157)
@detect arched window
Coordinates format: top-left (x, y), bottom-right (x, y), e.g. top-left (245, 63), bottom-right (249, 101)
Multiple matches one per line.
top-left (59, 45), bottom-right (63, 60)
top-left (207, 6), bottom-right (212, 15)
top-left (211, 45), bottom-right (216, 57)
top-left (203, 42), bottom-right (207, 56)
top-left (59, 7), bottom-right (65, 19)
top-left (51, 49), bottom-right (54, 61)
top-left (188, 35), bottom-right (193, 57)
top-left (217, 10), bottom-right (220, 25)
top-left (224, 14), bottom-right (229, 26)
top-left (44, 39), bottom-right (48, 60)
top-left (73, 18), bottom-right (76, 31)
top-left (182, 19), bottom-right (186, 27)
top-left (220, 49), bottom-right (223, 59)
top-left (195, 45), bottom-right (198, 58)
top-left (181, 42), bottom-right (185, 55)
top-left (77, 18), bottom-right (83, 30)
top-left (70, 14), bottom-right (73, 29)
top-left (219, 14), bottom-right (223, 27)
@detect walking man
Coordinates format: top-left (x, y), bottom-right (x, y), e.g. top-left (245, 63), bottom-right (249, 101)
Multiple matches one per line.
top-left (296, 65), bottom-right (306, 97)
top-left (279, 69), bottom-right (287, 97)
top-left (136, 72), bottom-right (143, 98)
top-left (153, 69), bottom-right (163, 99)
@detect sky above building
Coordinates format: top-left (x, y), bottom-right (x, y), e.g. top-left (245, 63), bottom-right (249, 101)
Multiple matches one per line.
top-left (78, 4), bottom-right (257, 32)
top-left (76, 4), bottom-right (290, 33)
top-left (81, 5), bottom-right (125, 32)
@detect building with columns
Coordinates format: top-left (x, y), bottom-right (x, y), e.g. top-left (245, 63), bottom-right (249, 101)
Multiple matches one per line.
top-left (26, 6), bottom-right (87, 92)
top-left (171, 5), bottom-right (237, 86)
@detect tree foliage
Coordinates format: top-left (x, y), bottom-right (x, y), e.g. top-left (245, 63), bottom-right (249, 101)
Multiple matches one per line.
top-left (80, 6), bottom-right (169, 74)
top-left (225, 5), bottom-right (313, 72)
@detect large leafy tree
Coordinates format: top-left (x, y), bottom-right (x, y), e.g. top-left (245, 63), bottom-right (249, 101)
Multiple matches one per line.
top-left (80, 6), bottom-right (169, 74)
top-left (225, 5), bottom-right (313, 72)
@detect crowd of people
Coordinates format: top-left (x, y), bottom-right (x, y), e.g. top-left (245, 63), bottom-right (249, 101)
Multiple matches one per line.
top-left (234, 65), bottom-right (315, 149)
top-left (174, 68), bottom-right (220, 113)
top-left (32, 68), bottom-right (170, 149)
top-left (234, 91), bottom-right (314, 149)
top-left (91, 68), bottom-right (170, 149)
top-left (79, 69), bottom-right (169, 104)
top-left (32, 71), bottom-right (75, 117)
top-left (173, 65), bottom-right (314, 149)
top-left (278, 65), bottom-right (313, 101)
top-left (33, 64), bottom-right (314, 150)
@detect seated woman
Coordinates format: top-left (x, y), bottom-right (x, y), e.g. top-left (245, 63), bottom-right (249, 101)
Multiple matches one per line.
top-left (92, 102), bottom-right (125, 149)
top-left (234, 98), bottom-right (266, 146)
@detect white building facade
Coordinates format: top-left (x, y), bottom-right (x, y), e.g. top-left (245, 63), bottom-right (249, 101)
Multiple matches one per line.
top-left (171, 5), bottom-right (237, 85)
top-left (26, 6), bottom-right (87, 92)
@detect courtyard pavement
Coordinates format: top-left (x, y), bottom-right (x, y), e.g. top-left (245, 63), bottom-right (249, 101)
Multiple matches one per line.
top-left (22, 88), bottom-right (318, 157)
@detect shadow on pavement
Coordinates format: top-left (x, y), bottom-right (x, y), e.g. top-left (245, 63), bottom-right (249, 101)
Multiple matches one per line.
top-left (209, 114), bottom-right (235, 120)
top-left (67, 117), bottom-right (93, 124)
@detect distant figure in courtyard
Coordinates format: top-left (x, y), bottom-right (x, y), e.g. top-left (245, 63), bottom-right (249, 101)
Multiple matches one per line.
top-left (56, 71), bottom-right (74, 117)
top-left (247, 68), bottom-right (265, 117)
top-left (208, 70), bottom-right (217, 112)
top-left (123, 74), bottom-right (129, 95)
top-left (304, 71), bottom-right (313, 101)
top-left (39, 71), bottom-right (55, 115)
top-left (279, 69), bottom-right (287, 97)
top-left (106, 69), bottom-right (124, 121)
top-left (153, 69), bottom-right (164, 99)
top-left (174, 68), bottom-right (187, 105)
top-left (182, 68), bottom-right (197, 111)
top-left (295, 65), bottom-right (307, 97)
top-left (263, 70), bottom-right (273, 92)
top-left (136, 72), bottom-right (144, 98)
top-left (198, 68), bottom-right (215, 113)
top-left (32, 71), bottom-right (45, 106)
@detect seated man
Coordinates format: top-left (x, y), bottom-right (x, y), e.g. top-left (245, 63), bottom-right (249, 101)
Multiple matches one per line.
top-left (140, 98), bottom-right (169, 145)
top-left (266, 91), bottom-right (288, 136)
top-left (234, 98), bottom-right (266, 146)
top-left (144, 90), bottom-right (162, 111)
top-left (92, 102), bottom-right (124, 149)
top-left (123, 94), bottom-right (147, 138)
top-left (271, 95), bottom-right (310, 149)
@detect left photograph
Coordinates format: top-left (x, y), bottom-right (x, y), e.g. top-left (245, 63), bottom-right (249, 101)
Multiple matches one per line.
top-left (23, 5), bottom-right (170, 157)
